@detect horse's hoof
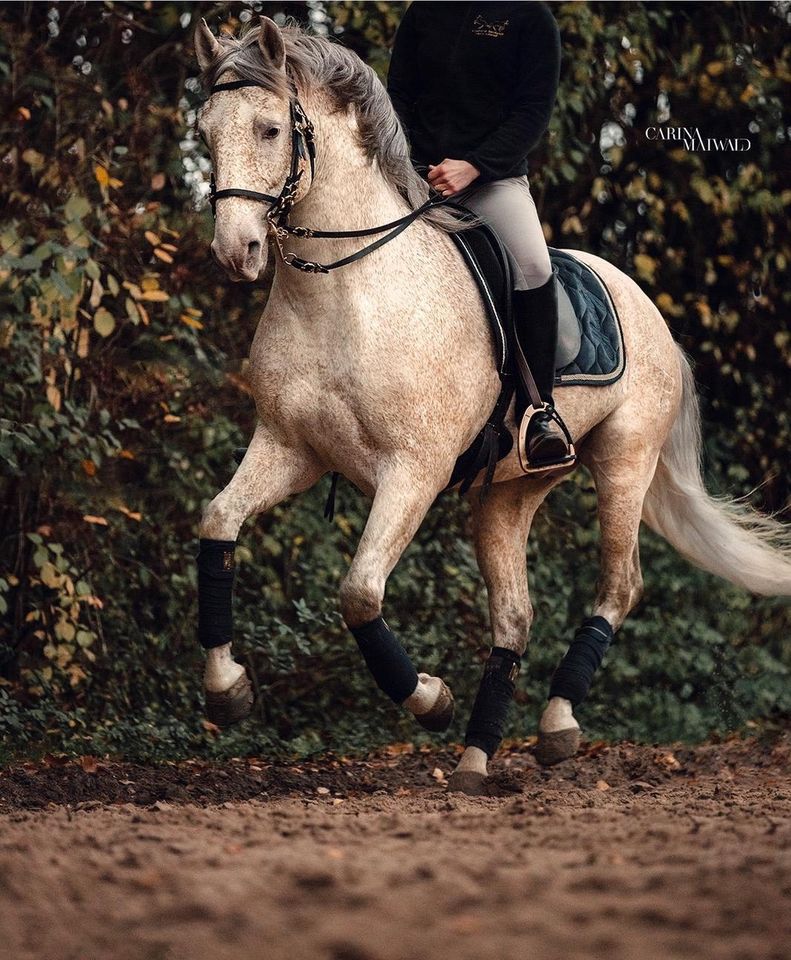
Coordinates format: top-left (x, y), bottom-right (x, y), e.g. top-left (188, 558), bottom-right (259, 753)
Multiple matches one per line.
top-left (535, 727), bottom-right (581, 766)
top-left (446, 770), bottom-right (488, 796)
top-left (414, 679), bottom-right (454, 733)
top-left (205, 671), bottom-right (254, 728)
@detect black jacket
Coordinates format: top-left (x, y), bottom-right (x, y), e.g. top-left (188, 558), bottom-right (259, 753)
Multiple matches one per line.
top-left (387, 1), bottom-right (560, 182)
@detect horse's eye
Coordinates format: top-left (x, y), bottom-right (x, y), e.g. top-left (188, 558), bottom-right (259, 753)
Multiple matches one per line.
top-left (262, 126), bottom-right (280, 140)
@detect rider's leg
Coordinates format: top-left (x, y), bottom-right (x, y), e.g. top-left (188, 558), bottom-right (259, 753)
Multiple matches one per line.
top-left (458, 176), bottom-right (574, 469)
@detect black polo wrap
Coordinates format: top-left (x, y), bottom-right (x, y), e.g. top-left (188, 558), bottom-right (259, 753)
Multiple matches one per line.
top-left (465, 646), bottom-right (522, 758)
top-left (197, 538), bottom-right (236, 650)
top-left (548, 616), bottom-right (614, 705)
top-left (350, 616), bottom-right (419, 705)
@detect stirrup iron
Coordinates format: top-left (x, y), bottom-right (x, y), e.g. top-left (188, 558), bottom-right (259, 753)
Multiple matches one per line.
top-left (517, 403), bottom-right (577, 475)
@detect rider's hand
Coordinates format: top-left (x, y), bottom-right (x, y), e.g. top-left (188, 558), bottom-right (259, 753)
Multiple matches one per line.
top-left (427, 159), bottom-right (480, 196)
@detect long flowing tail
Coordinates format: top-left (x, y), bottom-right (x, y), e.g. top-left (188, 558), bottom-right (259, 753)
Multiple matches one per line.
top-left (642, 347), bottom-right (791, 596)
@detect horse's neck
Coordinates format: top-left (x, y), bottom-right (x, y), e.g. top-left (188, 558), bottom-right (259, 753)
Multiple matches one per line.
top-left (269, 105), bottom-right (419, 303)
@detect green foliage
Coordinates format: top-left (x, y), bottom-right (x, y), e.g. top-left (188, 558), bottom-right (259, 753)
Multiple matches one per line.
top-left (0, 2), bottom-right (788, 761)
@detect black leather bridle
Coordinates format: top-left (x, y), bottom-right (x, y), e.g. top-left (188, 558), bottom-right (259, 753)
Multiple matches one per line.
top-left (206, 77), bottom-right (448, 275)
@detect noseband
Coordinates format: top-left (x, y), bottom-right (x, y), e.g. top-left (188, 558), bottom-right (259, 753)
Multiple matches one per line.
top-left (205, 77), bottom-right (449, 275)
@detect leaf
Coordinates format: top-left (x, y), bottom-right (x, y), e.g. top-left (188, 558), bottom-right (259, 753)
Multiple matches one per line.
top-left (82, 515), bottom-right (108, 526)
top-left (82, 459), bottom-right (97, 477)
top-left (93, 307), bottom-right (115, 337)
top-left (40, 562), bottom-right (61, 588)
top-left (139, 290), bottom-right (169, 302)
top-left (64, 195), bottom-right (91, 222)
top-left (46, 384), bottom-right (61, 412)
top-left (151, 172), bottom-right (166, 190)
top-left (180, 313), bottom-right (203, 330)
top-left (22, 148), bottom-right (45, 170)
top-left (54, 619), bottom-right (75, 642)
top-left (145, 231), bottom-right (161, 246)
top-left (153, 248), bottom-right (173, 264)
top-left (94, 164), bottom-right (110, 187)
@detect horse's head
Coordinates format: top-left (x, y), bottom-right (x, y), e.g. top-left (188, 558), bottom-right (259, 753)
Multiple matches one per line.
top-left (195, 17), bottom-right (293, 282)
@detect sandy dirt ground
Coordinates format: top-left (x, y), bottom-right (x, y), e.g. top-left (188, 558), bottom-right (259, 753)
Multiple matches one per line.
top-left (1, 734), bottom-right (790, 960)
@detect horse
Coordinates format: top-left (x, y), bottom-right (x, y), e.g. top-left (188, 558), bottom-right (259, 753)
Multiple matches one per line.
top-left (192, 17), bottom-right (791, 794)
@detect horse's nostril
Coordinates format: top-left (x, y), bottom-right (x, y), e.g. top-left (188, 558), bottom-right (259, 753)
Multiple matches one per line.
top-left (247, 240), bottom-right (261, 262)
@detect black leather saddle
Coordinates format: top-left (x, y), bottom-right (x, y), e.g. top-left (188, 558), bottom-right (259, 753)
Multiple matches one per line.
top-left (445, 216), bottom-right (625, 494)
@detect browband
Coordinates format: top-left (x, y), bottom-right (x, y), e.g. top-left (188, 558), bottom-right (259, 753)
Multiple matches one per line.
top-left (210, 79), bottom-right (265, 93)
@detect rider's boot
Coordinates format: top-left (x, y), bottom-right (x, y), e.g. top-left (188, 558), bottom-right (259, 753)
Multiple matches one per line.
top-left (512, 272), bottom-right (576, 473)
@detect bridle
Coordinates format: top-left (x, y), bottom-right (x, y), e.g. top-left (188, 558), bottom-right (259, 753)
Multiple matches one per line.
top-left (206, 77), bottom-right (449, 275)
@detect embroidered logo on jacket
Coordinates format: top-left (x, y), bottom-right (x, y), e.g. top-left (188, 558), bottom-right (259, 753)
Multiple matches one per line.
top-left (471, 14), bottom-right (509, 38)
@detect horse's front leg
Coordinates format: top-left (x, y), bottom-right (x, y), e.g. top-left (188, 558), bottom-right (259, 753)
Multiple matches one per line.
top-left (448, 477), bottom-right (552, 795)
top-left (198, 423), bottom-right (321, 726)
top-left (340, 465), bottom-right (454, 731)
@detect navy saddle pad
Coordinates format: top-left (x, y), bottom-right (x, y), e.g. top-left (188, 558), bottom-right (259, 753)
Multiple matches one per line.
top-left (450, 223), bottom-right (625, 387)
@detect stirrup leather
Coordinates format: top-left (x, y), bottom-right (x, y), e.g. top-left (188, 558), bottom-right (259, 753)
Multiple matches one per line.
top-left (517, 403), bottom-right (577, 475)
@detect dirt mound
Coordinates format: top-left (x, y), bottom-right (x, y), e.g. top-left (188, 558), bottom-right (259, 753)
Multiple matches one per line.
top-left (1, 734), bottom-right (789, 960)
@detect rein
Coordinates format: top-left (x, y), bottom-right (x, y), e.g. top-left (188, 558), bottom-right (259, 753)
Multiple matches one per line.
top-left (206, 78), bottom-right (448, 274)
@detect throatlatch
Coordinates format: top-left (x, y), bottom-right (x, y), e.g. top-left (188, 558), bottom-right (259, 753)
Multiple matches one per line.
top-left (197, 538), bottom-right (236, 650)
top-left (350, 616), bottom-right (419, 704)
top-left (465, 646), bottom-right (522, 758)
top-left (548, 616), bottom-right (614, 705)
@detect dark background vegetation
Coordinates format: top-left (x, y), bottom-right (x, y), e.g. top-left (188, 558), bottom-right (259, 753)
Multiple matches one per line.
top-left (1, 1), bottom-right (789, 762)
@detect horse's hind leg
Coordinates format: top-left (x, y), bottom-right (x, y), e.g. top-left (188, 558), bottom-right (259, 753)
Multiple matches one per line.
top-left (198, 424), bottom-right (321, 726)
top-left (448, 476), bottom-right (555, 794)
top-left (536, 424), bottom-right (660, 765)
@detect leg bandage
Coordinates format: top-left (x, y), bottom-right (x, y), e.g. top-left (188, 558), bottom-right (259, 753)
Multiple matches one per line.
top-left (465, 647), bottom-right (521, 758)
top-left (350, 616), bottom-right (419, 705)
top-left (197, 538), bottom-right (236, 650)
top-left (548, 616), bottom-right (614, 706)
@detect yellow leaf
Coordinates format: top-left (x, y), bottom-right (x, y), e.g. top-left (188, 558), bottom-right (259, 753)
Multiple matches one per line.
top-left (139, 290), bottom-right (169, 302)
top-left (154, 248), bottom-right (173, 264)
top-left (706, 61), bottom-right (725, 76)
top-left (144, 230), bottom-right (161, 246)
top-left (94, 164), bottom-right (110, 187)
top-left (54, 619), bottom-right (76, 642)
top-left (22, 148), bottom-right (45, 170)
top-left (82, 515), bottom-right (108, 526)
top-left (93, 307), bottom-right (115, 337)
top-left (633, 253), bottom-right (657, 283)
top-left (76, 328), bottom-right (90, 359)
top-left (163, 414), bottom-right (181, 423)
top-left (46, 384), bottom-right (61, 412)
top-left (40, 562), bottom-right (62, 589)
top-left (82, 459), bottom-right (97, 477)
top-left (136, 302), bottom-right (150, 326)
top-left (140, 276), bottom-right (159, 291)
top-left (17, 106), bottom-right (31, 120)
top-left (122, 281), bottom-right (142, 300)
top-left (160, 243), bottom-right (177, 253)
top-left (180, 313), bottom-right (204, 330)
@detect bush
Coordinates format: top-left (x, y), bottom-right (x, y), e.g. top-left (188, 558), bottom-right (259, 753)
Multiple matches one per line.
top-left (0, 2), bottom-right (788, 761)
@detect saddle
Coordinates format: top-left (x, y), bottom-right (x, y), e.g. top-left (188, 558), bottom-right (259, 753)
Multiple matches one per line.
top-left (445, 216), bottom-right (625, 495)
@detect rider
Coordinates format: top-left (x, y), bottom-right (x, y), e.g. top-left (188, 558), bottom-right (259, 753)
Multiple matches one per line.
top-left (387, 1), bottom-right (574, 470)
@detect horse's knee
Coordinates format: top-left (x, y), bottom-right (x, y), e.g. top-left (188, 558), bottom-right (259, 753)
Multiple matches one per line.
top-left (199, 493), bottom-right (243, 541)
top-left (340, 566), bottom-right (384, 627)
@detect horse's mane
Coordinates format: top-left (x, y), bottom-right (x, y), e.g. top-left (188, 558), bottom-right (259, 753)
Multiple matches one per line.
top-left (202, 21), bottom-right (468, 233)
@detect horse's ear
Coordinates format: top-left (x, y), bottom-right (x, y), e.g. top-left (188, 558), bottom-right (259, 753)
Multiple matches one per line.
top-left (195, 19), bottom-right (220, 72)
top-left (258, 16), bottom-right (285, 71)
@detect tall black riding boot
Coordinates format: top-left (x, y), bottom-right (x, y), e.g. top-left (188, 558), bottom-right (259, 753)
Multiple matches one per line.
top-left (512, 273), bottom-right (576, 471)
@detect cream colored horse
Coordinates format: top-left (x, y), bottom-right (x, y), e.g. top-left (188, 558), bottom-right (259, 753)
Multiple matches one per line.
top-left (194, 19), bottom-right (791, 793)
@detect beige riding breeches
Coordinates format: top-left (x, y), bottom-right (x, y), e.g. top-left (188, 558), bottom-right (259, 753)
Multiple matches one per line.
top-left (456, 175), bottom-right (552, 291)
